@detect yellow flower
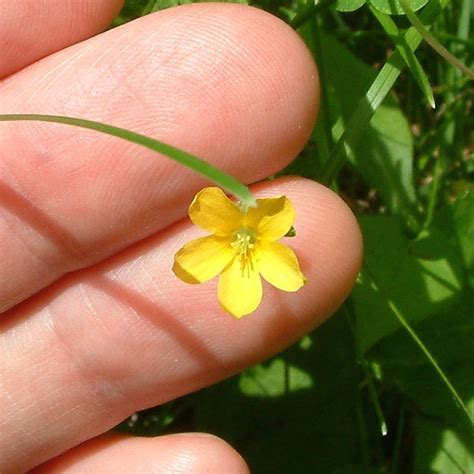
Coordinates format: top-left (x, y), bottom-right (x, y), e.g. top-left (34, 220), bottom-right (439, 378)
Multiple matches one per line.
top-left (173, 187), bottom-right (306, 318)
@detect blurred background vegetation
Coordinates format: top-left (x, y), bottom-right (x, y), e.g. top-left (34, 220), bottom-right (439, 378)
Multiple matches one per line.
top-left (113, 1), bottom-right (473, 472)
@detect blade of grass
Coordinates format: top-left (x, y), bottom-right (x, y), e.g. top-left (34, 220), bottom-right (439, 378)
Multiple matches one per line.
top-left (0, 114), bottom-right (256, 207)
top-left (400, 0), bottom-right (474, 80)
top-left (370, 6), bottom-right (435, 108)
top-left (365, 265), bottom-right (474, 427)
top-left (318, 0), bottom-right (450, 185)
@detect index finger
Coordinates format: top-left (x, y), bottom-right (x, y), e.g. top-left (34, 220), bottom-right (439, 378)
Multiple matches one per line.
top-left (0, 3), bottom-right (318, 312)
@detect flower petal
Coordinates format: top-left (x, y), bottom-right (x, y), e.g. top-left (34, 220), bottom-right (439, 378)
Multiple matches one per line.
top-left (256, 241), bottom-right (306, 292)
top-left (189, 187), bottom-right (243, 236)
top-left (218, 257), bottom-right (262, 318)
top-left (245, 196), bottom-right (295, 241)
top-left (173, 235), bottom-right (235, 284)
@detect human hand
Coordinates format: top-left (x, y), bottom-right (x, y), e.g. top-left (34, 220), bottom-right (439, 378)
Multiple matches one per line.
top-left (0, 1), bottom-right (362, 472)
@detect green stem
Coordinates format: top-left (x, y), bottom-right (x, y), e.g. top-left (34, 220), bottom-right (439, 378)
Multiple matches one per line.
top-left (424, 157), bottom-right (443, 229)
top-left (0, 114), bottom-right (256, 207)
top-left (366, 371), bottom-right (388, 437)
top-left (400, 0), bottom-right (474, 80)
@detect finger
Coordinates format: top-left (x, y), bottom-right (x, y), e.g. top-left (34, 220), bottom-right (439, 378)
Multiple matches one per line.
top-left (0, 0), bottom-right (123, 79)
top-left (33, 433), bottom-right (249, 474)
top-left (0, 3), bottom-right (319, 312)
top-left (1, 178), bottom-right (362, 472)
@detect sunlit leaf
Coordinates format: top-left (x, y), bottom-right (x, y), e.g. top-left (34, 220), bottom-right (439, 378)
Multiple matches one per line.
top-left (369, 0), bottom-right (427, 16)
top-left (333, 0), bottom-right (366, 12)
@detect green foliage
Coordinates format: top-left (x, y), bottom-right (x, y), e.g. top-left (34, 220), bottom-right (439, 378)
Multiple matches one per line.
top-left (334, 0), bottom-right (365, 12)
top-left (304, 28), bottom-right (417, 216)
top-left (369, 0), bottom-right (428, 16)
top-left (113, 0), bottom-right (474, 472)
top-left (334, 0), bottom-right (366, 13)
top-left (371, 7), bottom-right (436, 108)
top-left (355, 192), bottom-right (474, 352)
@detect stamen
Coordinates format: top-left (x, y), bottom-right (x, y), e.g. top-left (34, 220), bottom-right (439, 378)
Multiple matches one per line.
top-left (231, 227), bottom-right (256, 277)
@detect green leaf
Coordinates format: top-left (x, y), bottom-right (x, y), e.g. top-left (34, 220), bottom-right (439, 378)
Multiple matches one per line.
top-left (313, 31), bottom-right (417, 215)
top-left (333, 0), bottom-right (366, 13)
top-left (318, 0), bottom-right (449, 184)
top-left (451, 191), bottom-right (474, 287)
top-left (415, 413), bottom-right (474, 473)
top-left (239, 358), bottom-right (313, 397)
top-left (368, 0), bottom-right (428, 16)
top-left (355, 191), bottom-right (474, 352)
top-left (368, 295), bottom-right (474, 426)
top-left (0, 114), bottom-right (256, 207)
top-left (355, 194), bottom-right (474, 425)
top-left (354, 215), bottom-right (464, 352)
top-left (371, 7), bottom-right (435, 108)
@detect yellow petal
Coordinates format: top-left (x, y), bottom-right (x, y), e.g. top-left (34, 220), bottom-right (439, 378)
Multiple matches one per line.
top-left (256, 241), bottom-right (306, 292)
top-left (245, 196), bottom-right (295, 241)
top-left (218, 257), bottom-right (262, 318)
top-left (189, 187), bottom-right (243, 236)
top-left (173, 235), bottom-right (234, 284)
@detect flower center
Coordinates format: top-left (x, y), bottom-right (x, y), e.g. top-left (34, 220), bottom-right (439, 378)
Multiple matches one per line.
top-left (231, 227), bottom-right (257, 276)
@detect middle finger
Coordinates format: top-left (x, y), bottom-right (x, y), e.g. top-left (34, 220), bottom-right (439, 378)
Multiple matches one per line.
top-left (1, 178), bottom-right (362, 472)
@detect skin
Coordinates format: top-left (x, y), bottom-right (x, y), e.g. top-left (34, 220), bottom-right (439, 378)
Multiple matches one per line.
top-left (0, 1), bottom-right (363, 472)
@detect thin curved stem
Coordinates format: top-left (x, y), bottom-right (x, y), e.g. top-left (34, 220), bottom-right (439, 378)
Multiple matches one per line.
top-left (0, 114), bottom-right (257, 207)
top-left (400, 0), bottom-right (474, 80)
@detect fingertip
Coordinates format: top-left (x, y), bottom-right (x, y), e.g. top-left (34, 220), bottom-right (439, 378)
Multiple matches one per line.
top-left (33, 433), bottom-right (249, 474)
top-left (0, 0), bottom-right (124, 79)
